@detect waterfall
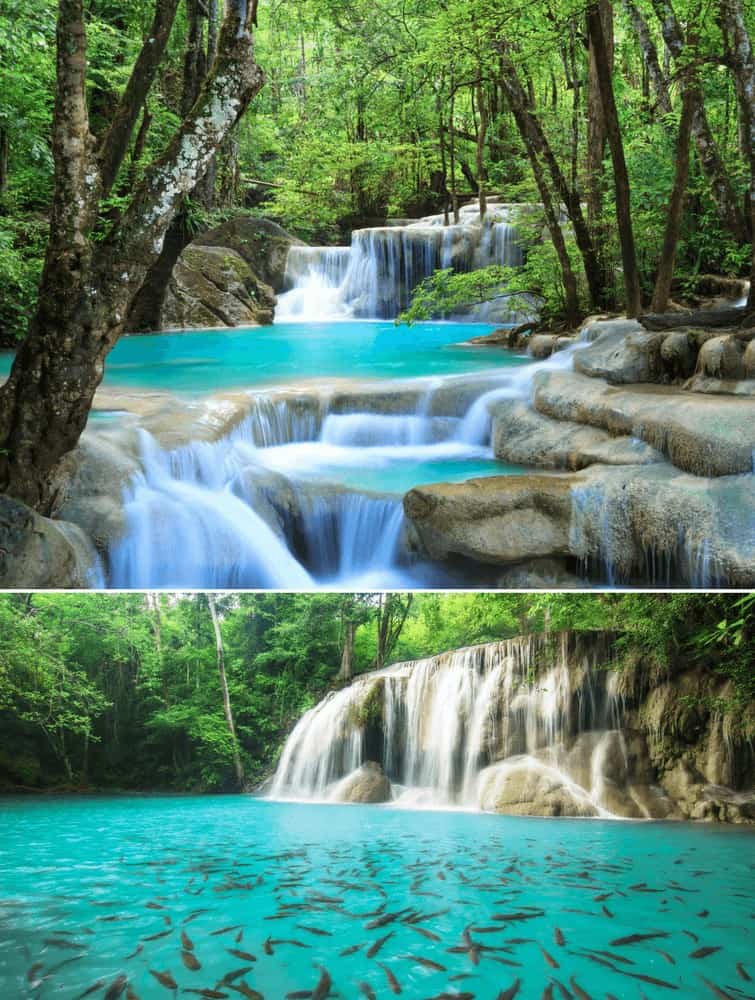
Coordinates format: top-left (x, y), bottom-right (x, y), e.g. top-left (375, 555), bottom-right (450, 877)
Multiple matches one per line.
top-left (276, 202), bottom-right (528, 321)
top-left (270, 633), bottom-right (640, 816)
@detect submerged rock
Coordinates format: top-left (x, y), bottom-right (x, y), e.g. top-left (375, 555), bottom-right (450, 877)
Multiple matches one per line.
top-left (331, 762), bottom-right (392, 804)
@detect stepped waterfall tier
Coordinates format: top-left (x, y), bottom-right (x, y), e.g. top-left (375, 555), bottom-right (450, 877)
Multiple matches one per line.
top-left (276, 202), bottom-right (528, 322)
top-left (270, 632), bottom-right (755, 823)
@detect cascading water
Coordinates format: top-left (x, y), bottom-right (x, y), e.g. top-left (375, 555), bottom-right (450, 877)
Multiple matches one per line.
top-left (270, 633), bottom-right (641, 817)
top-left (276, 201), bottom-right (530, 321)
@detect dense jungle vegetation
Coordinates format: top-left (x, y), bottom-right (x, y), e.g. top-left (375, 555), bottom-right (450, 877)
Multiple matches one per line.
top-left (0, 592), bottom-right (751, 793)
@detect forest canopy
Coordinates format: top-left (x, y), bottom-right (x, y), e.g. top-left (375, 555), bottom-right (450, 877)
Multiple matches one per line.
top-left (0, 592), bottom-right (751, 794)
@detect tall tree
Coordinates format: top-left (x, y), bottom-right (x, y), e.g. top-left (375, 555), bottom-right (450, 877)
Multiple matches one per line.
top-left (0, 0), bottom-right (265, 511)
top-left (208, 593), bottom-right (244, 789)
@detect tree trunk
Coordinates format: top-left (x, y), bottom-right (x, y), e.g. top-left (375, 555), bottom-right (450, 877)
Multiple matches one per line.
top-left (449, 87), bottom-right (459, 223)
top-left (208, 593), bottom-right (244, 790)
top-left (0, 126), bottom-right (8, 207)
top-left (474, 72), bottom-right (488, 219)
top-left (650, 80), bottom-right (696, 311)
top-left (587, 1), bottom-right (642, 317)
top-left (717, 0), bottom-right (755, 308)
top-left (498, 49), bottom-right (602, 312)
top-left (651, 0), bottom-right (749, 243)
top-left (0, 1), bottom-right (265, 510)
top-left (623, 0), bottom-right (673, 116)
top-left (586, 0), bottom-right (614, 302)
top-left (338, 620), bottom-right (355, 682)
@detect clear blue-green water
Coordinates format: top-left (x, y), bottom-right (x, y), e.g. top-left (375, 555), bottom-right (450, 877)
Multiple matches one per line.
top-left (1, 796), bottom-right (752, 999)
top-left (0, 322), bottom-right (524, 396)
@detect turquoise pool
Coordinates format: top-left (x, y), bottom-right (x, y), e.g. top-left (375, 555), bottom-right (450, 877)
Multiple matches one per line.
top-left (0, 321), bottom-right (525, 396)
top-left (0, 796), bottom-right (752, 998)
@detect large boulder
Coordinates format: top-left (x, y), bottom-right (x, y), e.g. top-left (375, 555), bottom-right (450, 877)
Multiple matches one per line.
top-left (533, 370), bottom-right (755, 476)
top-left (404, 462), bottom-right (755, 587)
top-left (0, 495), bottom-right (102, 588)
top-left (574, 320), bottom-right (666, 383)
top-left (694, 334), bottom-right (746, 381)
top-left (331, 762), bottom-right (392, 804)
top-left (478, 757), bottom-right (599, 817)
top-left (199, 216), bottom-right (305, 292)
top-left (161, 245), bottom-right (276, 329)
top-left (491, 399), bottom-right (663, 470)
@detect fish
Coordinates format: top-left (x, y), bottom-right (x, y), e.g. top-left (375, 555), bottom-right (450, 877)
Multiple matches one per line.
top-left (366, 907), bottom-right (411, 930)
top-left (737, 962), bottom-right (752, 981)
top-left (699, 978), bottom-right (737, 1000)
top-left (690, 946), bottom-right (722, 959)
top-left (263, 938), bottom-right (273, 956)
top-left (408, 924), bottom-right (441, 942)
top-left (602, 905), bottom-right (614, 918)
top-left (143, 928), bottom-right (173, 941)
top-left (105, 976), bottom-right (129, 1000)
top-left (312, 966), bottom-right (332, 1000)
top-left (146, 902), bottom-right (167, 910)
top-left (226, 982), bottom-right (263, 1000)
top-left (126, 989), bottom-right (140, 1000)
top-left (339, 943), bottom-right (363, 956)
top-left (182, 950), bottom-right (202, 971)
top-left (182, 929), bottom-right (194, 950)
top-left (76, 981), bottom-right (105, 999)
top-left (210, 925), bottom-right (243, 936)
top-left (296, 924), bottom-right (332, 936)
top-left (405, 954), bottom-right (446, 971)
top-left (366, 930), bottom-right (394, 958)
top-left (183, 909), bottom-right (210, 924)
top-left (541, 986), bottom-right (554, 1000)
top-left (655, 949), bottom-right (676, 965)
top-left (27, 962), bottom-right (44, 982)
top-left (496, 980), bottom-right (521, 999)
top-left (227, 948), bottom-right (256, 962)
top-left (540, 945), bottom-right (559, 969)
top-left (358, 984), bottom-right (377, 1000)
top-left (44, 937), bottom-right (87, 950)
top-left (569, 978), bottom-right (592, 1000)
top-left (182, 991), bottom-right (229, 998)
top-left (492, 911), bottom-right (544, 922)
top-left (285, 993), bottom-right (311, 999)
top-left (554, 927), bottom-right (565, 946)
top-left (377, 962), bottom-right (401, 994)
top-left (610, 932), bottom-right (669, 946)
top-left (149, 970), bottom-right (178, 991)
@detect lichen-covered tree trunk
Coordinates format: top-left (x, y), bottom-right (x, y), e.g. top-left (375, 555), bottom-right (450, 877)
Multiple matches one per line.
top-left (0, 0), bottom-right (264, 511)
top-left (587, 1), bottom-right (642, 318)
top-left (717, 0), bottom-right (755, 310)
top-left (586, 0), bottom-right (615, 305)
top-left (208, 593), bottom-right (244, 790)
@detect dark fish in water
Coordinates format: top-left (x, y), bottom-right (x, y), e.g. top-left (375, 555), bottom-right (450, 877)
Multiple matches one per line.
top-left (218, 968), bottom-right (255, 985)
top-left (149, 969), bottom-right (178, 991)
top-left (610, 932), bottom-right (669, 946)
top-left (183, 909), bottom-right (210, 924)
top-left (654, 949), bottom-right (676, 965)
top-left (541, 986), bottom-right (554, 1000)
top-left (496, 979), bottom-right (521, 999)
top-left (312, 966), bottom-right (332, 1000)
top-left (554, 927), bottom-right (565, 946)
top-left (683, 930), bottom-right (700, 943)
top-left (182, 991), bottom-right (229, 998)
top-left (27, 962), bottom-right (44, 982)
top-left (339, 943), bottom-right (363, 956)
top-left (405, 954), bottom-right (446, 972)
top-left (182, 950), bottom-right (202, 971)
top-left (602, 905), bottom-right (614, 918)
top-left (550, 981), bottom-right (573, 1000)
top-left (270, 939), bottom-right (310, 949)
top-left (427, 994), bottom-right (475, 1000)
top-left (540, 945), bottom-right (559, 969)
top-left (143, 928), bottom-right (173, 941)
top-left (146, 902), bottom-right (166, 910)
top-left (690, 946), bottom-right (722, 959)
top-left (210, 925), bottom-right (243, 937)
top-left (492, 911), bottom-right (544, 922)
top-left (105, 976), bottom-right (129, 1000)
top-left (263, 938), bottom-right (273, 956)
top-left (44, 937), bottom-right (87, 950)
top-left (408, 924), bottom-right (441, 942)
top-left (285, 993), bottom-right (311, 999)
top-left (76, 981), bottom-right (105, 999)
top-left (227, 948), bottom-right (256, 962)
top-left (377, 962), bottom-right (401, 995)
top-left (366, 931), bottom-right (393, 958)
top-left (699, 978), bottom-right (737, 999)
top-left (235, 929), bottom-right (243, 943)
top-left (366, 908), bottom-right (410, 930)
top-left (358, 983), bottom-right (377, 1000)
top-left (182, 929), bottom-right (194, 950)
top-left (295, 924), bottom-right (332, 937)
top-left (569, 978), bottom-right (592, 999)
top-left (737, 962), bottom-right (752, 981)
top-left (226, 983), bottom-right (262, 1000)
top-left (126, 988), bottom-right (141, 1000)
top-left (582, 948), bottom-right (634, 966)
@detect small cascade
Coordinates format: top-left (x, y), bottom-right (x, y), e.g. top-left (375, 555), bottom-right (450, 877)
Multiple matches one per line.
top-left (276, 202), bottom-right (529, 321)
top-left (270, 633), bottom-right (643, 815)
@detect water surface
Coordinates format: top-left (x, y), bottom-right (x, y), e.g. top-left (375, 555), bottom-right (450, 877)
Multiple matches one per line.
top-left (0, 796), bottom-right (752, 998)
